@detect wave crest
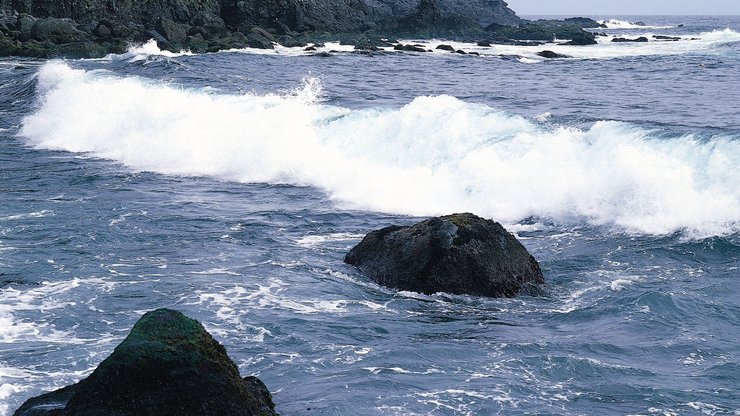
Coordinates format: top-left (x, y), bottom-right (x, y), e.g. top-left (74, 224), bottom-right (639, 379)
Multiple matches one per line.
top-left (20, 62), bottom-right (740, 237)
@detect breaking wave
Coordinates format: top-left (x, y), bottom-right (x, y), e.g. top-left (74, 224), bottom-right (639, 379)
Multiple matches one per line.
top-left (20, 62), bottom-right (740, 236)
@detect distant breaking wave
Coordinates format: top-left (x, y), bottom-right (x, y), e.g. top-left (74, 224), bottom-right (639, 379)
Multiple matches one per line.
top-left (598, 19), bottom-right (674, 30)
top-left (20, 62), bottom-right (740, 236)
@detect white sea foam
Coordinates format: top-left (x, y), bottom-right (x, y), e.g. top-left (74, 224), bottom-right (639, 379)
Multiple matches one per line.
top-left (438, 29), bottom-right (740, 61)
top-left (598, 19), bottom-right (674, 30)
top-left (294, 232), bottom-right (366, 247)
top-left (21, 62), bottom-right (740, 236)
top-left (102, 39), bottom-right (194, 62)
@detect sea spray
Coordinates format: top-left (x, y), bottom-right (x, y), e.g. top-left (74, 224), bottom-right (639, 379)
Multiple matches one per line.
top-left (21, 62), bottom-right (740, 236)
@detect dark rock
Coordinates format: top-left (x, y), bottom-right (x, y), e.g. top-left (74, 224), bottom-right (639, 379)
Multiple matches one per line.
top-left (393, 43), bottom-right (427, 52)
top-left (92, 22), bottom-right (111, 39)
top-left (250, 26), bottom-right (276, 42)
top-left (246, 30), bottom-right (274, 49)
top-left (57, 41), bottom-right (108, 58)
top-left (146, 29), bottom-right (167, 44)
top-left (562, 17), bottom-right (605, 28)
top-left (345, 213), bottom-right (544, 297)
top-left (455, 49), bottom-right (466, 54)
top-left (564, 31), bottom-right (596, 45)
top-left (16, 39), bottom-right (59, 57)
top-left (467, 51), bottom-right (479, 55)
top-left (304, 45), bottom-right (316, 51)
top-left (353, 35), bottom-right (379, 50)
top-left (477, 40), bottom-right (491, 47)
top-left (189, 11), bottom-right (226, 35)
top-left (14, 309), bottom-right (277, 416)
top-left (653, 35), bottom-right (680, 41)
top-left (634, 21), bottom-right (646, 26)
top-left (612, 36), bottom-right (648, 43)
top-left (15, 14), bottom-right (35, 41)
top-left (537, 50), bottom-right (566, 58)
top-left (0, 34), bottom-right (18, 55)
top-left (31, 17), bottom-right (87, 43)
top-left (278, 35), bottom-right (305, 47)
top-left (187, 34), bottom-right (210, 53)
top-left (392, 0), bottom-right (484, 38)
top-left (155, 17), bottom-right (189, 45)
top-left (435, 43), bottom-right (455, 51)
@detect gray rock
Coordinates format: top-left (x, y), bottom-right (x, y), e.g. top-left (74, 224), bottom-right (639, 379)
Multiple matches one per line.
top-left (31, 17), bottom-right (87, 43)
top-left (15, 14), bottom-right (35, 41)
top-left (345, 213), bottom-right (544, 297)
top-left (156, 17), bottom-right (188, 45)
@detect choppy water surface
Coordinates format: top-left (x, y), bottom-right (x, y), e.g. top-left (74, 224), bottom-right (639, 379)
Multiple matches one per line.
top-left (1, 15), bottom-right (739, 416)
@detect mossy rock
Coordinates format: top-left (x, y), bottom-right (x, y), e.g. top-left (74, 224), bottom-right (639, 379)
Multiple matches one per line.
top-left (15, 309), bottom-right (277, 416)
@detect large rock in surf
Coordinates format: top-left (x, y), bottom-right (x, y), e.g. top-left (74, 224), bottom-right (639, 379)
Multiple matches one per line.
top-left (345, 213), bottom-right (544, 297)
top-left (14, 309), bottom-right (276, 416)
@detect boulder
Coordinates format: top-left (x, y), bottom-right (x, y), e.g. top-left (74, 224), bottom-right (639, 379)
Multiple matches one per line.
top-left (562, 17), bottom-right (605, 28)
top-left (31, 17), bottom-right (87, 43)
top-left (155, 17), bottom-right (189, 45)
top-left (612, 36), bottom-right (648, 43)
top-left (345, 213), bottom-right (544, 297)
top-left (435, 43), bottom-right (454, 51)
top-left (14, 308), bottom-right (277, 416)
top-left (15, 14), bottom-right (35, 41)
top-left (393, 43), bottom-right (427, 52)
top-left (653, 35), bottom-right (680, 41)
top-left (564, 31), bottom-right (596, 45)
top-left (278, 35), bottom-right (305, 47)
top-left (0, 34), bottom-right (18, 55)
top-left (537, 50), bottom-right (566, 58)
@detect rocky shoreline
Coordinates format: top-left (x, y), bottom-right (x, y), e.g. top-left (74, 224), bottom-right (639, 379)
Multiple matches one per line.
top-left (0, 0), bottom-right (604, 58)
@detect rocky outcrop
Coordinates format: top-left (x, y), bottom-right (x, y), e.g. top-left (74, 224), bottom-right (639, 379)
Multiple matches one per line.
top-left (0, 0), bottom-right (599, 57)
top-left (345, 213), bottom-right (544, 298)
top-left (14, 309), bottom-right (277, 416)
top-left (612, 36), bottom-right (649, 43)
top-left (537, 50), bottom-right (568, 59)
top-left (484, 20), bottom-right (597, 45)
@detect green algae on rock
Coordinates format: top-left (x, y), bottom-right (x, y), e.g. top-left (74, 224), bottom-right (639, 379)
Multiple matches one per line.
top-left (14, 308), bottom-right (277, 416)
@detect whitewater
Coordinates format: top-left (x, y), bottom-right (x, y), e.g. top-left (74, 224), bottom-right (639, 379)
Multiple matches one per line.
top-left (1, 15), bottom-right (739, 416)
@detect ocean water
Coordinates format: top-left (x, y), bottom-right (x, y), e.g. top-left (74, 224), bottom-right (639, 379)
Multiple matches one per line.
top-left (1, 15), bottom-right (739, 416)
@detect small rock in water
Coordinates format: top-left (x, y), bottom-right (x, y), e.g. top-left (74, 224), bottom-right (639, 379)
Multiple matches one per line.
top-left (612, 36), bottom-right (649, 43)
top-left (345, 213), bottom-right (544, 298)
top-left (537, 50), bottom-right (566, 58)
top-left (435, 44), bottom-right (455, 51)
top-left (14, 308), bottom-right (277, 416)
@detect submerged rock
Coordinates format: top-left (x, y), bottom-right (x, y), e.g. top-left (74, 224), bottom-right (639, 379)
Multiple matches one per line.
top-left (345, 213), bottom-right (544, 297)
top-left (537, 50), bottom-right (567, 58)
top-left (14, 308), bottom-right (277, 416)
top-left (612, 36), bottom-right (649, 43)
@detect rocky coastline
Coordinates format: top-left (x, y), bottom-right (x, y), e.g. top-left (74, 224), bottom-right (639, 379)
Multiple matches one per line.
top-left (0, 0), bottom-right (604, 58)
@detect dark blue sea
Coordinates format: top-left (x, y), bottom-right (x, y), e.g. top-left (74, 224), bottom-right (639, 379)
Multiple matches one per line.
top-left (1, 15), bottom-right (739, 415)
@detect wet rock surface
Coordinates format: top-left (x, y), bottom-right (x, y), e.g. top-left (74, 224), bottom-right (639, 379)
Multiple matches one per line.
top-left (345, 213), bottom-right (545, 298)
top-left (14, 309), bottom-right (277, 416)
